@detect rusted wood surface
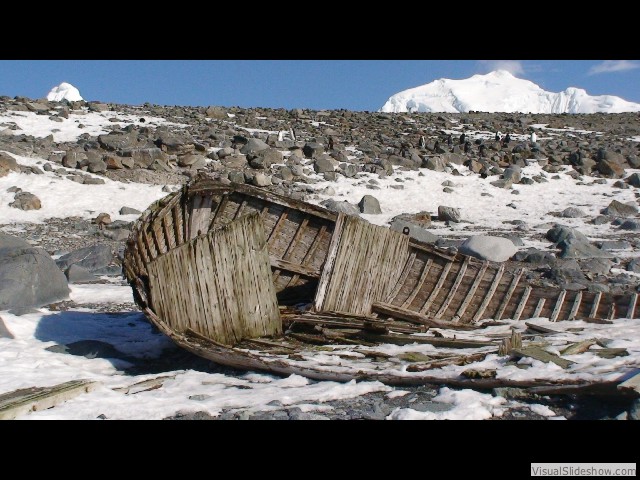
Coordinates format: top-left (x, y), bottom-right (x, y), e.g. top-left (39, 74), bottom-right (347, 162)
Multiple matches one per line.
top-left (0, 380), bottom-right (99, 420)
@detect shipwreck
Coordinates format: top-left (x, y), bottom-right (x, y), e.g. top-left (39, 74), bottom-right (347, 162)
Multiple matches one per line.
top-left (123, 176), bottom-right (640, 392)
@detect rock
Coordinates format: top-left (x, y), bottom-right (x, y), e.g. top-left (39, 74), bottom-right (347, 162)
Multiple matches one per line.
top-left (56, 244), bottom-right (114, 272)
top-left (546, 225), bottom-right (590, 245)
top-left (0, 233), bottom-right (69, 311)
top-left (239, 138), bottom-right (269, 156)
top-left (62, 151), bottom-right (86, 169)
top-left (314, 156), bottom-right (336, 174)
top-left (0, 152), bottom-right (20, 177)
top-left (320, 199), bottom-right (360, 216)
top-left (93, 213), bottom-right (112, 228)
top-left (597, 240), bottom-right (630, 251)
top-left (422, 156), bottom-right (446, 171)
top-left (620, 219), bottom-right (640, 231)
top-left (9, 192), bottom-right (41, 210)
top-left (503, 166), bottom-right (522, 183)
top-left (458, 236), bottom-right (517, 262)
top-left (561, 207), bottom-right (586, 218)
top-left (87, 157), bottom-right (107, 173)
top-left (303, 142), bottom-right (324, 159)
top-left (250, 148), bottom-right (282, 169)
top-left (627, 259), bottom-right (640, 274)
top-left (120, 206), bottom-right (142, 215)
top-left (104, 155), bottom-right (124, 169)
top-left (98, 132), bottom-right (138, 151)
top-left (205, 106), bottom-right (227, 119)
top-left (597, 159), bottom-right (625, 178)
top-left (627, 173), bottom-right (640, 188)
top-left (252, 173), bottom-right (271, 187)
top-left (222, 155), bottom-right (248, 169)
top-left (101, 229), bottom-right (130, 241)
top-left (578, 258), bottom-right (613, 276)
top-left (549, 261), bottom-right (588, 289)
top-left (358, 195), bottom-right (381, 214)
top-left (178, 154), bottom-right (207, 169)
top-left (558, 236), bottom-right (611, 259)
top-left (438, 205), bottom-right (461, 223)
top-left (601, 200), bottom-right (638, 217)
top-left (390, 219), bottom-right (439, 244)
top-left (65, 264), bottom-right (98, 283)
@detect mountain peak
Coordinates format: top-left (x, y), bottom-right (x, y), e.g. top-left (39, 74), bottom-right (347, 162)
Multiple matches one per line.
top-left (380, 72), bottom-right (640, 114)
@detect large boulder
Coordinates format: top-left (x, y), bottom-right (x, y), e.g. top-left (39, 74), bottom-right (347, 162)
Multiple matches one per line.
top-left (438, 206), bottom-right (462, 223)
top-left (55, 244), bottom-right (114, 273)
top-left (10, 192), bottom-right (41, 210)
top-left (358, 195), bottom-right (381, 214)
top-left (601, 200), bottom-right (638, 217)
top-left (389, 217), bottom-right (439, 244)
top-left (0, 152), bottom-right (20, 177)
top-left (320, 199), bottom-right (360, 216)
top-left (458, 236), bottom-right (517, 262)
top-left (240, 138), bottom-right (269, 156)
top-left (0, 233), bottom-right (70, 311)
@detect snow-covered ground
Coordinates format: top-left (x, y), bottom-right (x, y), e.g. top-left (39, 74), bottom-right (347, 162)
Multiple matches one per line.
top-left (0, 104), bottom-right (638, 420)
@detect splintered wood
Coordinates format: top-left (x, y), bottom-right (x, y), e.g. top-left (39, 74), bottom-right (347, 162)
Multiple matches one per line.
top-left (147, 213), bottom-right (281, 346)
top-left (314, 214), bottom-right (409, 315)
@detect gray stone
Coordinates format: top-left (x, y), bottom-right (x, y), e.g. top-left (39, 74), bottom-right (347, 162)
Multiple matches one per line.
top-left (0, 152), bottom-right (20, 177)
top-left (314, 157), bottom-right (335, 174)
top-left (228, 171), bottom-right (245, 184)
top-left (303, 142), bottom-right (324, 159)
top-left (252, 173), bottom-right (271, 187)
top-left (101, 229), bottom-right (130, 241)
top-left (278, 166), bottom-right (294, 182)
top-left (597, 159), bottom-right (625, 178)
top-left (340, 163), bottom-right (358, 178)
top-left (320, 199), bottom-right (360, 216)
top-left (65, 264), bottom-right (98, 283)
top-left (56, 244), bottom-right (114, 272)
top-left (250, 148), bottom-right (282, 169)
top-left (557, 236), bottom-right (612, 259)
top-left (119, 206), bottom-right (142, 215)
top-left (422, 156), bottom-right (446, 172)
top-left (627, 173), bottom-right (640, 188)
top-left (87, 158), bottom-right (107, 173)
top-left (239, 138), bottom-right (269, 156)
top-left (390, 219), bottom-right (439, 244)
top-left (561, 207), bottom-right (587, 218)
top-left (83, 177), bottom-right (106, 185)
top-left (627, 259), bottom-right (640, 274)
top-left (438, 205), bottom-right (462, 223)
top-left (546, 225), bottom-right (590, 245)
top-left (98, 132), bottom-right (137, 151)
top-left (62, 151), bottom-right (86, 169)
top-left (597, 240), bottom-right (630, 251)
top-left (177, 154), bottom-right (207, 169)
top-left (0, 233), bottom-right (69, 311)
top-left (358, 195), bottom-right (381, 214)
top-left (222, 155), bottom-right (248, 169)
top-left (9, 192), bottom-right (41, 210)
top-left (503, 166), bottom-right (522, 183)
top-left (601, 200), bottom-right (638, 217)
top-left (205, 106), bottom-right (227, 119)
top-left (459, 235), bottom-right (517, 262)
top-left (620, 219), bottom-right (640, 231)
top-left (578, 258), bottom-right (613, 276)
top-left (490, 179), bottom-right (513, 189)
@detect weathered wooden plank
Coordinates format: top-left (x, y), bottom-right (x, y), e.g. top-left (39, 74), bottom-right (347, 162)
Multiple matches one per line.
top-left (401, 258), bottom-right (433, 309)
top-left (372, 302), bottom-right (476, 330)
top-left (173, 204), bottom-right (183, 245)
top-left (355, 331), bottom-right (495, 348)
top-left (510, 347), bottom-right (575, 369)
top-left (525, 321), bottom-right (560, 335)
top-left (232, 198), bottom-right (248, 220)
top-left (147, 214), bottom-right (281, 346)
top-left (568, 291), bottom-right (583, 320)
top-left (434, 257), bottom-right (469, 319)
top-left (550, 290), bottom-right (567, 322)
top-left (607, 303), bottom-right (616, 321)
top-left (512, 286), bottom-right (532, 321)
top-left (314, 213), bottom-right (346, 311)
top-left (385, 250), bottom-right (417, 302)
top-left (532, 298), bottom-right (546, 318)
top-left (0, 380), bottom-right (99, 420)
top-left (455, 262), bottom-right (488, 320)
top-left (270, 257), bottom-right (321, 278)
top-left (266, 208), bottom-right (289, 243)
top-left (494, 268), bottom-right (523, 321)
top-left (419, 262), bottom-right (452, 315)
top-left (113, 375), bottom-right (177, 395)
top-left (406, 352), bottom-right (490, 372)
top-left (472, 264), bottom-right (504, 322)
top-left (627, 293), bottom-right (638, 319)
top-left (282, 218), bottom-right (309, 261)
top-left (590, 291), bottom-right (602, 319)
top-left (408, 241), bottom-right (457, 261)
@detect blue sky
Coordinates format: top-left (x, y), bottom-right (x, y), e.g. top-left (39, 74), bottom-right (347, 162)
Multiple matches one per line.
top-left (0, 60), bottom-right (638, 111)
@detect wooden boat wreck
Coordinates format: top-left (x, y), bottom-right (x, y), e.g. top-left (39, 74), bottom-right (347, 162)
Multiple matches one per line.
top-left (123, 176), bottom-right (640, 390)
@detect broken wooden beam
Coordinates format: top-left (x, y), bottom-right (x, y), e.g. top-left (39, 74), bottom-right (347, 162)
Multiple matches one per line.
top-left (510, 346), bottom-right (575, 369)
top-left (371, 302), bottom-right (476, 330)
top-left (0, 380), bottom-right (99, 420)
top-left (353, 331), bottom-right (496, 348)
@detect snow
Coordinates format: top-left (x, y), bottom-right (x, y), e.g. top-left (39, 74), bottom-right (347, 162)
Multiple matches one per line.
top-left (0, 102), bottom-right (638, 419)
top-left (380, 70), bottom-right (640, 114)
top-left (46, 82), bottom-right (83, 102)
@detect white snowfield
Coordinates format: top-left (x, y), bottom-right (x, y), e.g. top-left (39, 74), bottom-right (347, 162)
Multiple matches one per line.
top-left (46, 82), bottom-right (83, 102)
top-left (380, 70), bottom-right (640, 114)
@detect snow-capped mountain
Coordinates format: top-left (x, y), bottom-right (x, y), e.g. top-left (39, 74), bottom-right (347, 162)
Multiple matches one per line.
top-left (46, 82), bottom-right (83, 102)
top-left (380, 70), bottom-right (640, 114)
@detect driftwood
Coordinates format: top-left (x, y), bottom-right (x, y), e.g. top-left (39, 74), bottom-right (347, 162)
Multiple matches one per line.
top-left (113, 375), bottom-right (177, 395)
top-left (0, 380), bottom-right (98, 420)
top-left (406, 352), bottom-right (491, 372)
top-left (561, 339), bottom-right (597, 355)
top-left (510, 346), bottom-right (576, 369)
